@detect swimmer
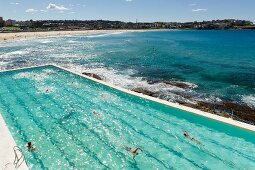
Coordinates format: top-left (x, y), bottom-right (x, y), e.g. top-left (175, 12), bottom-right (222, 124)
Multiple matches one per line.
top-left (27, 142), bottom-right (36, 152)
top-left (46, 89), bottom-right (49, 93)
top-left (183, 131), bottom-right (202, 145)
top-left (124, 146), bottom-right (143, 158)
top-left (100, 93), bottom-right (107, 99)
top-left (93, 111), bottom-right (100, 116)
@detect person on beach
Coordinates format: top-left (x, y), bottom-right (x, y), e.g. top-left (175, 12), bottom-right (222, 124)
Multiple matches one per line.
top-left (27, 142), bottom-right (36, 152)
top-left (124, 146), bottom-right (143, 158)
top-left (183, 131), bottom-right (202, 145)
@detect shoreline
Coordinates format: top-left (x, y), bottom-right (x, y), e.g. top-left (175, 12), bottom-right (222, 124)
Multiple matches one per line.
top-left (0, 29), bottom-right (169, 43)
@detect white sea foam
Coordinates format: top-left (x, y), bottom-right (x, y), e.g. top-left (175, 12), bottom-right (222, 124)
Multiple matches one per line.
top-left (67, 40), bottom-right (78, 43)
top-left (0, 61), bottom-right (7, 71)
top-left (0, 50), bottom-right (31, 60)
top-left (7, 50), bottom-right (30, 56)
top-left (65, 64), bottom-right (200, 104)
top-left (40, 40), bottom-right (54, 44)
top-left (0, 61), bottom-right (6, 66)
top-left (242, 95), bottom-right (255, 108)
top-left (86, 32), bottom-right (124, 38)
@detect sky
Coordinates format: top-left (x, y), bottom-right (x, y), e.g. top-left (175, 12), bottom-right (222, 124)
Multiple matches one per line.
top-left (0, 0), bottom-right (255, 23)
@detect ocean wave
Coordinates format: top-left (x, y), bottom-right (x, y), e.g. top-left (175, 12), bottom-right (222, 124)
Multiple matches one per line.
top-left (67, 40), bottom-right (78, 43)
top-left (40, 40), bottom-right (54, 44)
top-left (64, 64), bottom-right (204, 104)
top-left (0, 50), bottom-right (31, 59)
top-left (7, 50), bottom-right (30, 55)
top-left (242, 95), bottom-right (255, 108)
top-left (85, 32), bottom-right (124, 38)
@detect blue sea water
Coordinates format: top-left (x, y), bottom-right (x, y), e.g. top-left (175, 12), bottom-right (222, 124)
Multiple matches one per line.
top-left (0, 30), bottom-right (255, 108)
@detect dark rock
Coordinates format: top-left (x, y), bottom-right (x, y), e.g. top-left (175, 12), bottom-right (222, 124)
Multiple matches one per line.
top-left (82, 72), bottom-right (103, 80)
top-left (183, 101), bottom-right (255, 124)
top-left (162, 80), bottom-right (194, 89)
top-left (147, 79), bottom-right (161, 85)
top-left (131, 88), bottom-right (156, 97)
top-left (171, 91), bottom-right (193, 100)
top-left (222, 101), bottom-right (255, 123)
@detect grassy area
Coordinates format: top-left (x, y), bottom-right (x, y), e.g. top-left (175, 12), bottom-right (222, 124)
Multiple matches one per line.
top-left (0, 26), bottom-right (22, 31)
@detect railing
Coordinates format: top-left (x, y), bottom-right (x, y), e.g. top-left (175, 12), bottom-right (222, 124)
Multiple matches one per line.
top-left (3, 146), bottom-right (29, 169)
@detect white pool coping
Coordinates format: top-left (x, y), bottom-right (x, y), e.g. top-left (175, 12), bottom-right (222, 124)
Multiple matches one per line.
top-left (0, 64), bottom-right (255, 169)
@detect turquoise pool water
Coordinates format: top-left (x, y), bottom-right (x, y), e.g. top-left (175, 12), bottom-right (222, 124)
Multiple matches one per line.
top-left (0, 65), bottom-right (255, 169)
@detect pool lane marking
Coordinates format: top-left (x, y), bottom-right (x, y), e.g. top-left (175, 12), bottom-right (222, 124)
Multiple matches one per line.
top-left (12, 77), bottom-right (109, 169)
top-left (52, 74), bottom-right (205, 170)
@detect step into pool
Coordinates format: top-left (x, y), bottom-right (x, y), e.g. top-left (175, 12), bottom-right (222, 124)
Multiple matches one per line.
top-left (0, 65), bottom-right (255, 169)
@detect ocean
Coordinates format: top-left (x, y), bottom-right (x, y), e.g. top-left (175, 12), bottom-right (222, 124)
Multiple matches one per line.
top-left (0, 30), bottom-right (255, 122)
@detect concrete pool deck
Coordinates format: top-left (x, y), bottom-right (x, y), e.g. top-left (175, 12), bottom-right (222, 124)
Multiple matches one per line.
top-left (0, 64), bottom-right (255, 169)
top-left (0, 114), bottom-right (28, 170)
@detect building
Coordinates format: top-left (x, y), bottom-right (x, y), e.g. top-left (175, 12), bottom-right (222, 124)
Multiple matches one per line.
top-left (0, 17), bottom-right (4, 27)
top-left (5, 19), bottom-right (16, 27)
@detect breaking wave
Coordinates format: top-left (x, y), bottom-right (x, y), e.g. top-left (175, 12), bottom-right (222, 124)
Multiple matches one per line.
top-left (242, 95), bottom-right (255, 109)
top-left (85, 32), bottom-right (125, 38)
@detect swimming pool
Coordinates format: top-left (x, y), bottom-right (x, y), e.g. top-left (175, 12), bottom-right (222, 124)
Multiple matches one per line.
top-left (0, 65), bottom-right (255, 169)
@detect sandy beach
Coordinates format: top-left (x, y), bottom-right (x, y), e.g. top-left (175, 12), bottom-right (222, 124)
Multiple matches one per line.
top-left (0, 30), bottom-right (147, 42)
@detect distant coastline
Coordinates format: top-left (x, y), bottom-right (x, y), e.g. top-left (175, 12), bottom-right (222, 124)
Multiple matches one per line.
top-left (0, 19), bottom-right (254, 33)
top-left (1, 28), bottom-right (254, 43)
top-left (1, 19), bottom-right (254, 42)
top-left (0, 29), bottom-right (152, 42)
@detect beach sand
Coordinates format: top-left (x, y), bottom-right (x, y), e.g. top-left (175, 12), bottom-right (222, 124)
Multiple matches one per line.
top-left (0, 30), bottom-right (146, 42)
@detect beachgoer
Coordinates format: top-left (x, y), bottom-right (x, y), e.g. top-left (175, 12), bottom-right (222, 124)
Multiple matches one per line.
top-left (183, 131), bottom-right (202, 145)
top-left (27, 142), bottom-right (36, 152)
top-left (124, 146), bottom-right (143, 158)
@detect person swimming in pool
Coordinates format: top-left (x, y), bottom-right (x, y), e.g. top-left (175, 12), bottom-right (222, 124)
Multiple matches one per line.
top-left (27, 142), bottom-right (36, 152)
top-left (183, 131), bottom-right (202, 145)
top-left (124, 146), bottom-right (143, 158)
top-left (93, 111), bottom-right (101, 116)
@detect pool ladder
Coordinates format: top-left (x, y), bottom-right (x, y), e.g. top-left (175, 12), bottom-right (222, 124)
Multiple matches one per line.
top-left (13, 146), bottom-right (28, 169)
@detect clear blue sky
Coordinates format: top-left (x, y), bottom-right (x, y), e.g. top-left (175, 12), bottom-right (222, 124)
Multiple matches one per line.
top-left (1, 0), bottom-right (255, 23)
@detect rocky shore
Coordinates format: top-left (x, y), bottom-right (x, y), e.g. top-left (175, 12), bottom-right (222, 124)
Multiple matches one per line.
top-left (82, 72), bottom-right (103, 80)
